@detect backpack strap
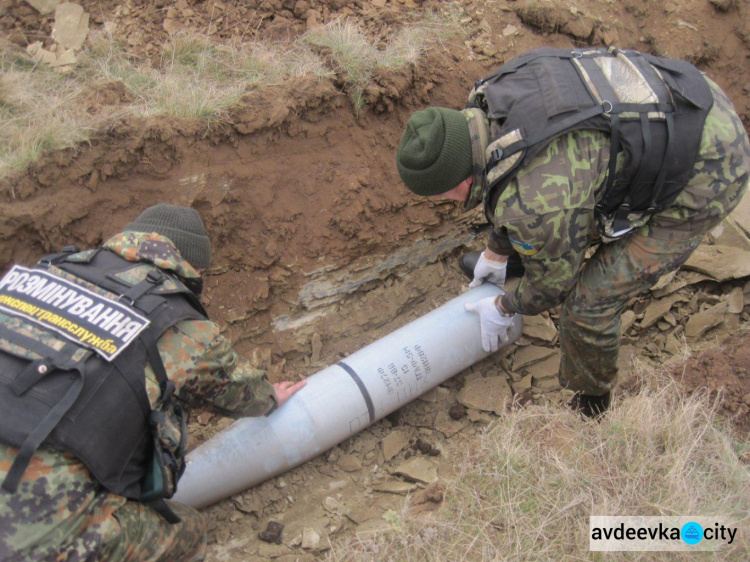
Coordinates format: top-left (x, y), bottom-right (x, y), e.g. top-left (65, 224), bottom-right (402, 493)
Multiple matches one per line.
top-left (141, 339), bottom-right (183, 524)
top-left (37, 246), bottom-right (81, 268)
top-left (145, 499), bottom-right (181, 524)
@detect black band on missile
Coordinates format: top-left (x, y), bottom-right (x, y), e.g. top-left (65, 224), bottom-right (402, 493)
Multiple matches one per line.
top-left (337, 361), bottom-right (375, 423)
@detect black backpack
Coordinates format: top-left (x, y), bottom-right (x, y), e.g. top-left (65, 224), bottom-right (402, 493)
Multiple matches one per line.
top-left (468, 47), bottom-right (713, 239)
top-left (0, 247), bottom-right (206, 522)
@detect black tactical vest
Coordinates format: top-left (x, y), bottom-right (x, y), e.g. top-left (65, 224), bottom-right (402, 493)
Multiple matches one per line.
top-left (468, 47), bottom-right (713, 239)
top-left (0, 247), bottom-right (206, 521)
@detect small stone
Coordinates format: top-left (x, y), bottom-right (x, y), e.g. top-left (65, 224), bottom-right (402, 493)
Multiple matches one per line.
top-left (531, 374), bottom-right (560, 393)
top-left (293, 1), bottom-right (309, 18)
top-left (663, 334), bottom-right (681, 355)
top-left (323, 496), bottom-right (343, 513)
top-left (27, 42), bottom-right (57, 65)
top-left (467, 409), bottom-right (493, 423)
top-left (621, 310), bottom-right (637, 334)
top-left (722, 312), bottom-right (740, 331)
top-left (726, 286), bottom-right (744, 314)
top-left (522, 313), bottom-right (558, 341)
top-left (650, 270), bottom-right (678, 292)
top-left (435, 410), bottom-right (466, 437)
top-left (685, 302), bottom-right (729, 340)
top-left (381, 431), bottom-right (408, 462)
top-left (512, 374), bottom-right (532, 394)
top-left (448, 403), bottom-right (466, 420)
top-left (663, 312), bottom-right (677, 326)
top-left (258, 521), bottom-right (284, 544)
top-left (337, 454), bottom-right (362, 472)
top-left (502, 24), bottom-right (518, 36)
top-left (652, 271), bottom-right (713, 299)
top-left (528, 354), bottom-right (560, 380)
top-left (684, 245), bottom-right (750, 281)
top-left (301, 529), bottom-right (322, 550)
top-left (709, 219), bottom-right (750, 250)
top-left (52, 3), bottom-right (90, 51)
top-left (163, 18), bottom-right (183, 34)
top-left (311, 332), bottom-right (322, 363)
top-left (413, 438), bottom-right (434, 455)
top-left (640, 295), bottom-right (686, 329)
top-left (236, 496), bottom-right (262, 515)
top-left (392, 457), bottom-right (438, 484)
top-left (457, 376), bottom-right (512, 414)
top-left (302, 527), bottom-right (327, 551)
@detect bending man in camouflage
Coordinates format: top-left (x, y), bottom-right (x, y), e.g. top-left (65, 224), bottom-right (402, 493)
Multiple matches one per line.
top-left (396, 47), bottom-right (750, 417)
top-left (0, 204), bottom-right (305, 560)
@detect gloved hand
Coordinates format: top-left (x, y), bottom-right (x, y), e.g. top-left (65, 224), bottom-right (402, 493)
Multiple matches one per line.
top-left (464, 297), bottom-right (516, 352)
top-left (468, 251), bottom-right (507, 289)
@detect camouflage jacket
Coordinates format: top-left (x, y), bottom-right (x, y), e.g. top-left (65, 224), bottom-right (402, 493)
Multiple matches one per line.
top-left (0, 232), bottom-right (278, 561)
top-left (466, 77), bottom-right (750, 316)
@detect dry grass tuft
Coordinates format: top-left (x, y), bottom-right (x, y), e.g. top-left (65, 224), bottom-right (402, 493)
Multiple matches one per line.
top-left (0, 45), bottom-right (98, 186)
top-left (304, 16), bottom-right (460, 112)
top-left (330, 373), bottom-right (750, 560)
top-left (0, 14), bottom-right (455, 186)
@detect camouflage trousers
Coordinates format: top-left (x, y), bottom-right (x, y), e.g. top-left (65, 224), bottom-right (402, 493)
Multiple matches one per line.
top-left (558, 78), bottom-right (750, 395)
top-left (98, 500), bottom-right (206, 562)
top-left (558, 185), bottom-right (748, 396)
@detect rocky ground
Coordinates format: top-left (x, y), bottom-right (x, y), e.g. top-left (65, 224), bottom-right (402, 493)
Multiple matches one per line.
top-left (2, 1), bottom-right (750, 560)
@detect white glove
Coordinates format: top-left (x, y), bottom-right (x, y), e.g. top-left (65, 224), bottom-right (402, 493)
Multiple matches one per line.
top-left (468, 251), bottom-right (507, 289)
top-left (464, 297), bottom-right (516, 352)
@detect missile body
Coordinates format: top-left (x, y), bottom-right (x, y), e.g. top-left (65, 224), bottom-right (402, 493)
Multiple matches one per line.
top-left (173, 285), bottom-right (522, 508)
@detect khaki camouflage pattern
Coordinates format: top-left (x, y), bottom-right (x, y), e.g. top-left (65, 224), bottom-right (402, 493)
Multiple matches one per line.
top-left (463, 108), bottom-right (491, 211)
top-left (494, 128), bottom-right (611, 316)
top-left (104, 232), bottom-right (201, 280)
top-left (112, 264), bottom-right (184, 294)
top-left (479, 77), bottom-right (749, 394)
top-left (97, 500), bottom-right (205, 562)
top-left (1, 232), bottom-right (277, 560)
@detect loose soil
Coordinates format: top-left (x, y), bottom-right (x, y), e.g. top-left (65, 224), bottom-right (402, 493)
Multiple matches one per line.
top-left (2, 1), bottom-right (750, 560)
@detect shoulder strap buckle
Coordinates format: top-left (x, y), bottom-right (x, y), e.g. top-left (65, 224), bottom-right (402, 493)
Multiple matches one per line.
top-left (39, 245), bottom-right (81, 268)
top-left (119, 270), bottom-right (167, 305)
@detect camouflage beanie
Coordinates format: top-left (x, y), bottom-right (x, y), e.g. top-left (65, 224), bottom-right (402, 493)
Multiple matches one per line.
top-left (396, 107), bottom-right (472, 196)
top-left (124, 204), bottom-right (211, 270)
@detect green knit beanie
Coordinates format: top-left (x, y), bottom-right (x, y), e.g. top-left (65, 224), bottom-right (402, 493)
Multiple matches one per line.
top-left (396, 107), bottom-right (472, 196)
top-left (124, 204), bottom-right (211, 270)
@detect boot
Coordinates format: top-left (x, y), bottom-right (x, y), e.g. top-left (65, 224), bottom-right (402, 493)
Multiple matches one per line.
top-left (458, 251), bottom-right (526, 282)
top-left (569, 391), bottom-right (611, 420)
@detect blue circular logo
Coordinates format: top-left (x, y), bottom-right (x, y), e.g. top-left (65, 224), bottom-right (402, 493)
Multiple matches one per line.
top-left (681, 522), bottom-right (703, 545)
